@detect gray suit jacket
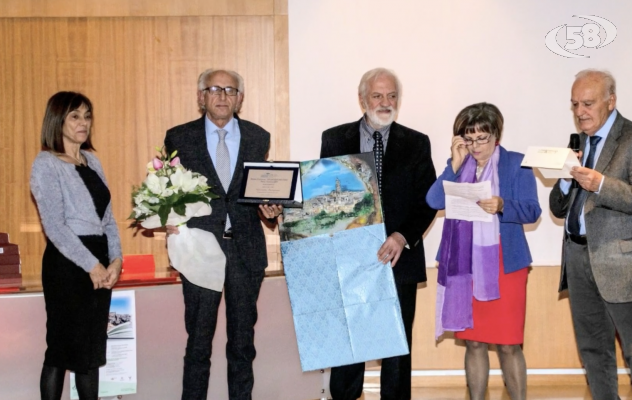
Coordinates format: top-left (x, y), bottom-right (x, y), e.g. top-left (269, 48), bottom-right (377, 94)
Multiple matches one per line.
top-left (550, 112), bottom-right (632, 303)
top-left (164, 115), bottom-right (270, 271)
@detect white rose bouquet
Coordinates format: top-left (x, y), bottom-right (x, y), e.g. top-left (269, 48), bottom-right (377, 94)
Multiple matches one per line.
top-left (130, 147), bottom-right (218, 227)
top-left (130, 147), bottom-right (226, 291)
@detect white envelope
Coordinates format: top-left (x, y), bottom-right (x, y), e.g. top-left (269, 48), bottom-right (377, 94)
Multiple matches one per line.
top-left (521, 146), bottom-right (580, 179)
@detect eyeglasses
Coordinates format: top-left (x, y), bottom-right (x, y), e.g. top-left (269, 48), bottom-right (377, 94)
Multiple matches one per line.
top-left (463, 135), bottom-right (492, 146)
top-left (203, 86), bottom-right (240, 96)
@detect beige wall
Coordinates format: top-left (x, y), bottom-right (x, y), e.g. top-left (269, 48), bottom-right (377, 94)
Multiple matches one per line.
top-left (288, 0), bottom-right (632, 268)
top-left (288, 0), bottom-right (630, 379)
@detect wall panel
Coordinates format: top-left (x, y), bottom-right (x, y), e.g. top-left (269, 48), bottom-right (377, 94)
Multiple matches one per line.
top-left (273, 14), bottom-right (289, 160)
top-left (1, 10), bottom-right (288, 286)
top-left (0, 0), bottom-right (275, 17)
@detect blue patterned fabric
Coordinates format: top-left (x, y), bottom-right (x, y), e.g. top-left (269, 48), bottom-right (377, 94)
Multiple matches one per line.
top-left (282, 223), bottom-right (409, 371)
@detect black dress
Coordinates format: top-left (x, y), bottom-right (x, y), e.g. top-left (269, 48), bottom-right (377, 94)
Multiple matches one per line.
top-left (42, 164), bottom-right (113, 373)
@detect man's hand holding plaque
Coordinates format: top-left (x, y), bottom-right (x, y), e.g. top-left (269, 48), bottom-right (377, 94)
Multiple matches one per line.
top-left (238, 162), bottom-right (303, 207)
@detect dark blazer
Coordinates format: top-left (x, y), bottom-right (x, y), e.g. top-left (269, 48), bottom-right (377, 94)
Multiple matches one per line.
top-left (321, 118), bottom-right (437, 284)
top-left (165, 115), bottom-right (270, 271)
top-left (550, 112), bottom-right (632, 302)
top-left (426, 147), bottom-right (541, 274)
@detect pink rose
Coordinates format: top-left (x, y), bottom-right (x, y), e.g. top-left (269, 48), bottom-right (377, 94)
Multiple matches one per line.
top-left (152, 158), bottom-right (164, 170)
top-left (170, 157), bottom-right (181, 167)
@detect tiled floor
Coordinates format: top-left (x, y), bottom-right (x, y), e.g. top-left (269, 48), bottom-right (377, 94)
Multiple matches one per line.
top-left (358, 385), bottom-right (632, 399)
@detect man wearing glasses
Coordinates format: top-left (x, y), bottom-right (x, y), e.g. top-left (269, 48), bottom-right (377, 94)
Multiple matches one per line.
top-left (320, 68), bottom-right (437, 400)
top-left (164, 69), bottom-right (282, 400)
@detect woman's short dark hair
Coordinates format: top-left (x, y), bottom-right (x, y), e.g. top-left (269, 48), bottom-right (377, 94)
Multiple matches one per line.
top-left (41, 91), bottom-right (95, 153)
top-left (453, 102), bottom-right (504, 141)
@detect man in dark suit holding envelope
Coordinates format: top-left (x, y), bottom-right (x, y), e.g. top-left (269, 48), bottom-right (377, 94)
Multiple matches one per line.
top-left (321, 68), bottom-right (437, 400)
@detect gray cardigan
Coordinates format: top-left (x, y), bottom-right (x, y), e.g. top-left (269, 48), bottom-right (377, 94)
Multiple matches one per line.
top-left (30, 150), bottom-right (122, 272)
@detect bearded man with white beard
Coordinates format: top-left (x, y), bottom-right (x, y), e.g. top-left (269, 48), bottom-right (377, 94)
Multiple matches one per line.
top-left (320, 68), bottom-right (437, 400)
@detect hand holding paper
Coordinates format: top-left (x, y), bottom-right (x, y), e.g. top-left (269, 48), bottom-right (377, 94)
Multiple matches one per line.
top-left (377, 233), bottom-right (406, 267)
top-left (145, 202), bottom-right (226, 292)
top-left (478, 196), bottom-right (504, 215)
top-left (443, 181), bottom-right (493, 222)
top-left (571, 166), bottom-right (604, 192)
top-left (521, 146), bottom-right (581, 179)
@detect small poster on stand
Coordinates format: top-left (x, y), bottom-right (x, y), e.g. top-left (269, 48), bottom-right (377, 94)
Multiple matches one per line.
top-left (70, 290), bottom-right (137, 398)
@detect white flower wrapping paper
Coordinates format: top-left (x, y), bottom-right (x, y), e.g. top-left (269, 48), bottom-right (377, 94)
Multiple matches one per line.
top-left (141, 201), bottom-right (226, 291)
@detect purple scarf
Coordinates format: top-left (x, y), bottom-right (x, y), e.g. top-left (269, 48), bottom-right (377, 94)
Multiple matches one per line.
top-left (435, 146), bottom-right (501, 339)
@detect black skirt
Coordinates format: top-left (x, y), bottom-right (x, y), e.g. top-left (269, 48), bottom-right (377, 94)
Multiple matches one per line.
top-left (42, 235), bottom-right (112, 373)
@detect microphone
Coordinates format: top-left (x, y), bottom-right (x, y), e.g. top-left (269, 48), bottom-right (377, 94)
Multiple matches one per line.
top-left (569, 133), bottom-right (580, 188)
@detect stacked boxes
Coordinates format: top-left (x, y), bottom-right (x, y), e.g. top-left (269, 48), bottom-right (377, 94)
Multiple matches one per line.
top-left (0, 233), bottom-right (21, 288)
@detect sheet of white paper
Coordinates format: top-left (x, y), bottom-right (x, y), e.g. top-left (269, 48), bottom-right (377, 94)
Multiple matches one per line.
top-left (521, 146), bottom-right (581, 179)
top-left (443, 181), bottom-right (493, 222)
top-left (140, 202), bottom-right (227, 291)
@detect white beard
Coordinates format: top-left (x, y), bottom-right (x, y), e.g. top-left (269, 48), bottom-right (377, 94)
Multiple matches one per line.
top-left (366, 107), bottom-right (397, 129)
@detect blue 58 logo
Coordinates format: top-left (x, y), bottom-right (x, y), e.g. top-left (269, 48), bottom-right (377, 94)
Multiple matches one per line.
top-left (545, 15), bottom-right (616, 58)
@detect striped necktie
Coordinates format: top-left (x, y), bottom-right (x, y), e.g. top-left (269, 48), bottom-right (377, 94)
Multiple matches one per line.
top-left (567, 135), bottom-right (601, 236)
top-left (373, 131), bottom-right (384, 194)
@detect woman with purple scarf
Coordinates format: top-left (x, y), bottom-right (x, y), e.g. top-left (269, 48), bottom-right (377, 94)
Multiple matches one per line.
top-left (426, 103), bottom-right (541, 400)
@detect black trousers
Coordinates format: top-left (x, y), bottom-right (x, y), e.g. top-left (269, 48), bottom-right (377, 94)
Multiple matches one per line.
top-left (330, 282), bottom-right (418, 400)
top-left (566, 238), bottom-right (632, 400)
top-left (180, 239), bottom-right (265, 400)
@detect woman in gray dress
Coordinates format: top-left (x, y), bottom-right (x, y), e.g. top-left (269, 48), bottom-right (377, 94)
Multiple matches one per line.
top-left (30, 92), bottom-right (122, 400)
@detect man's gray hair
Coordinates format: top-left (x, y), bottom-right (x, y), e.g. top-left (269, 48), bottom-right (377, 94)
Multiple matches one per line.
top-left (197, 69), bottom-right (245, 93)
top-left (197, 69), bottom-right (244, 113)
top-left (575, 69), bottom-right (616, 99)
top-left (358, 68), bottom-right (402, 104)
